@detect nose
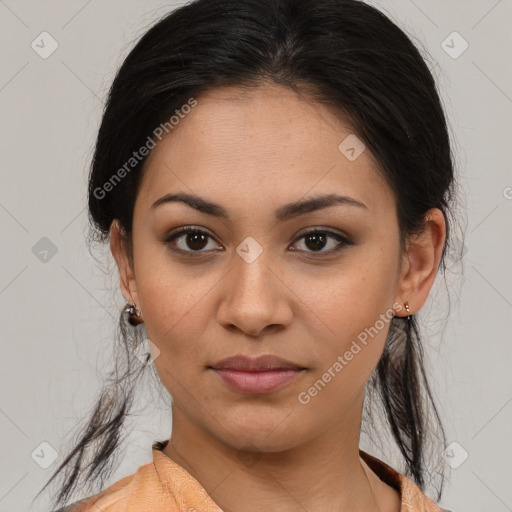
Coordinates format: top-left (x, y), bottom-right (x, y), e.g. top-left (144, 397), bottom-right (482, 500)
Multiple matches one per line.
top-left (216, 252), bottom-right (293, 338)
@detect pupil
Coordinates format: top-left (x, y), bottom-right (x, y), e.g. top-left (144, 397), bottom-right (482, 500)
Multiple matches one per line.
top-left (188, 233), bottom-right (207, 250)
top-left (306, 233), bottom-right (326, 251)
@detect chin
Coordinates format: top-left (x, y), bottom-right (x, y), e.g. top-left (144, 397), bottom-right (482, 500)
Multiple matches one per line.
top-left (228, 433), bottom-right (300, 454)
top-left (212, 408), bottom-right (306, 453)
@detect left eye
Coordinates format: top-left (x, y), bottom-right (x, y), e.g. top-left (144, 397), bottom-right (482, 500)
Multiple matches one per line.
top-left (164, 227), bottom-right (352, 256)
top-left (291, 229), bottom-right (352, 254)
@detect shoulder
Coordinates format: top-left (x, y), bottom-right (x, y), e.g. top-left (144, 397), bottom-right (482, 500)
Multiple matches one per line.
top-left (359, 449), bottom-right (450, 512)
top-left (50, 460), bottom-right (160, 512)
top-left (399, 473), bottom-right (452, 512)
top-left (51, 502), bottom-right (90, 512)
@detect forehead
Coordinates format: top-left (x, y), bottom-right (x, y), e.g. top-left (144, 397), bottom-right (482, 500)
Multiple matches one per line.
top-left (136, 83), bottom-right (393, 217)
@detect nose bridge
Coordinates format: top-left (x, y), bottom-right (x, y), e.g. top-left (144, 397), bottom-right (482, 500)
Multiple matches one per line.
top-left (218, 237), bottom-right (291, 335)
top-left (231, 236), bottom-right (277, 302)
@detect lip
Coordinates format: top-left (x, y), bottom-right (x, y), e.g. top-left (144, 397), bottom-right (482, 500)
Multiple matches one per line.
top-left (209, 354), bottom-right (306, 394)
top-left (211, 354), bottom-right (305, 371)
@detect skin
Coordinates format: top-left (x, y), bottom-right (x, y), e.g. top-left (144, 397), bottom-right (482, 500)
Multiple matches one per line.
top-left (110, 82), bottom-right (446, 512)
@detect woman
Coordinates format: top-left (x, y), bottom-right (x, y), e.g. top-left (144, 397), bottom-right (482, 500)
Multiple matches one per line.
top-left (38, 0), bottom-right (458, 510)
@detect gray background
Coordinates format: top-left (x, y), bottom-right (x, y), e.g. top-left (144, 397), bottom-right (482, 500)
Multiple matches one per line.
top-left (1, 1), bottom-right (511, 511)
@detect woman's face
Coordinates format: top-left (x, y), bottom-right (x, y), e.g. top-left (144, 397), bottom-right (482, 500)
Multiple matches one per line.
top-left (113, 83), bottom-right (412, 451)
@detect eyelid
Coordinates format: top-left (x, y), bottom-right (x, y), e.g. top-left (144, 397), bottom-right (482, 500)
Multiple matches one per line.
top-left (163, 226), bottom-right (222, 256)
top-left (163, 225), bottom-right (354, 256)
top-left (290, 227), bottom-right (354, 256)
top-left (294, 226), bottom-right (353, 244)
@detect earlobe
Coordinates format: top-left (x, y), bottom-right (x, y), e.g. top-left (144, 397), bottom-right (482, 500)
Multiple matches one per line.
top-left (109, 220), bottom-right (139, 306)
top-left (394, 208), bottom-right (446, 316)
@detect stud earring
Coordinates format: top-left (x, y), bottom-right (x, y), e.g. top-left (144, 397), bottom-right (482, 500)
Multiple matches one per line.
top-left (404, 302), bottom-right (411, 321)
top-left (124, 293), bottom-right (143, 326)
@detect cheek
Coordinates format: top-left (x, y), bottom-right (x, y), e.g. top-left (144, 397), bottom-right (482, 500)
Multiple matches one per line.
top-left (132, 245), bottom-right (215, 359)
top-left (136, 284), bottom-right (234, 413)
top-left (307, 251), bottom-right (397, 344)
top-left (295, 247), bottom-right (398, 399)
top-left (293, 294), bottom-right (392, 433)
top-left (141, 281), bottom-right (213, 362)
top-left (144, 292), bottom-right (213, 407)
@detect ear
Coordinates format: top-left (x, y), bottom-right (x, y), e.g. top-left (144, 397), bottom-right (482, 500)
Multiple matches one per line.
top-left (110, 219), bottom-right (140, 309)
top-left (394, 208), bottom-right (446, 317)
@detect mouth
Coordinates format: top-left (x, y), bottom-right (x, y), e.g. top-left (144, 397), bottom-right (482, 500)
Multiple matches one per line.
top-left (208, 354), bottom-right (306, 394)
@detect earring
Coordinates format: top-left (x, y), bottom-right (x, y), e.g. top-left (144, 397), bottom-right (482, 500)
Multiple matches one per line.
top-left (404, 302), bottom-right (411, 321)
top-left (124, 302), bottom-right (143, 326)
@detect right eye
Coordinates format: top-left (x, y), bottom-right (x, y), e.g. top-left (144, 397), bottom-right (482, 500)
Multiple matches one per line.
top-left (164, 226), bottom-right (223, 256)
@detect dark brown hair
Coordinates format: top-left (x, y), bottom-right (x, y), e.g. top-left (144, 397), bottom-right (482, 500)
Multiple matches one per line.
top-left (36, 0), bottom-right (458, 508)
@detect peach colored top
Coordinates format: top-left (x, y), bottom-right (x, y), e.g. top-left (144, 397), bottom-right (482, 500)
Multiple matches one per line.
top-left (55, 440), bottom-right (449, 512)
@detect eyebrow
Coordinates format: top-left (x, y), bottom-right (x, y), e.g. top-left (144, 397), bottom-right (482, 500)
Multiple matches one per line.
top-left (150, 192), bottom-right (368, 222)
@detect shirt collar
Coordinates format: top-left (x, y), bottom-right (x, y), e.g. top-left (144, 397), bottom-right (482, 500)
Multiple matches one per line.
top-left (152, 440), bottom-right (441, 512)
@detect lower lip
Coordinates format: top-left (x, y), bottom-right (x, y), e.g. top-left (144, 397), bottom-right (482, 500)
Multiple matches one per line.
top-left (211, 368), bottom-right (304, 394)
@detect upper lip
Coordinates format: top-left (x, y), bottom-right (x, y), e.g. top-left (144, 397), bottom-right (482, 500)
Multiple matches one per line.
top-left (210, 354), bottom-right (305, 371)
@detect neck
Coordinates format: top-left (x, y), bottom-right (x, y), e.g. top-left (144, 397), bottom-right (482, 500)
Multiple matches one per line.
top-left (163, 397), bottom-right (395, 512)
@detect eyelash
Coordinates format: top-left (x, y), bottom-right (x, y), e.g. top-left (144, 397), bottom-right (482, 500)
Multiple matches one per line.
top-left (163, 226), bottom-right (354, 257)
